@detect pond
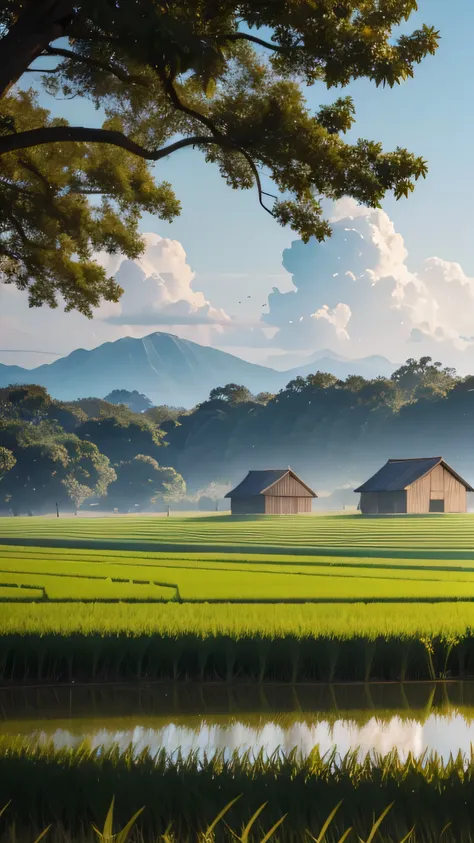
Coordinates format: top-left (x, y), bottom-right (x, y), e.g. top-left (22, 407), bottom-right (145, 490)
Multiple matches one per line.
top-left (2, 683), bottom-right (474, 762)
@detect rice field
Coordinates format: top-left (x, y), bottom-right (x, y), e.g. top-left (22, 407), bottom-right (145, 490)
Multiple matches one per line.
top-left (1, 602), bottom-right (474, 682)
top-left (2, 742), bottom-right (474, 842)
top-left (2, 514), bottom-right (474, 681)
top-left (0, 513), bottom-right (474, 557)
top-left (4, 542), bottom-right (474, 601)
top-left (1, 511), bottom-right (474, 603)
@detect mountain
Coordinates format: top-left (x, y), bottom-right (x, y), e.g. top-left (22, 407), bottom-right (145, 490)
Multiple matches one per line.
top-left (0, 333), bottom-right (281, 406)
top-left (285, 353), bottom-right (395, 381)
top-left (0, 333), bottom-right (396, 406)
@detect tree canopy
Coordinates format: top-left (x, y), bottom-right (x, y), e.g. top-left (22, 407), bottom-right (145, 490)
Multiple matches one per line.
top-left (1, 1), bottom-right (438, 313)
top-left (104, 389), bottom-right (153, 414)
top-left (106, 454), bottom-right (186, 511)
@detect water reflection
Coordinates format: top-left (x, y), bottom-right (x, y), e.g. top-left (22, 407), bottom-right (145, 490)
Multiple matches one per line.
top-left (2, 683), bottom-right (474, 762)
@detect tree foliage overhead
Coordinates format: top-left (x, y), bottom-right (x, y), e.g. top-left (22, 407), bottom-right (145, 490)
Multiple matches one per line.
top-left (0, 1), bottom-right (439, 313)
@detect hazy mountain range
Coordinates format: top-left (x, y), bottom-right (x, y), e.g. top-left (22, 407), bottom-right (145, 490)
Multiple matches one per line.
top-left (0, 332), bottom-right (396, 406)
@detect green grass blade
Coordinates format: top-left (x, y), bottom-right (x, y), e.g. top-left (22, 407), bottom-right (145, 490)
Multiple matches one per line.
top-left (115, 806), bottom-right (145, 843)
top-left (258, 813), bottom-right (287, 843)
top-left (310, 801), bottom-right (344, 843)
top-left (205, 796), bottom-right (242, 836)
top-left (360, 803), bottom-right (393, 843)
top-left (103, 797), bottom-right (115, 841)
top-left (0, 802), bottom-right (11, 820)
top-left (240, 803), bottom-right (268, 843)
top-left (32, 825), bottom-right (52, 843)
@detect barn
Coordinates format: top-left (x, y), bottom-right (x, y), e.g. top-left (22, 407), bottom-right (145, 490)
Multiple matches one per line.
top-left (225, 469), bottom-right (317, 515)
top-left (355, 457), bottom-right (473, 515)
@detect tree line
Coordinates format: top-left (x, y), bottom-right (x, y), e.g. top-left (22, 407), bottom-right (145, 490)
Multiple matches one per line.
top-left (0, 385), bottom-right (184, 514)
top-left (1, 357), bottom-right (474, 513)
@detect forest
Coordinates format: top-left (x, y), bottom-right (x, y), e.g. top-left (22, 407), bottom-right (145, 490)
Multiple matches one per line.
top-left (0, 357), bottom-right (473, 514)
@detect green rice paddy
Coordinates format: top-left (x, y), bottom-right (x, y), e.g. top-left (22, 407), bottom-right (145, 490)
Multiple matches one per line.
top-left (1, 512), bottom-right (474, 556)
top-left (0, 513), bottom-right (474, 602)
top-left (2, 514), bottom-right (474, 681)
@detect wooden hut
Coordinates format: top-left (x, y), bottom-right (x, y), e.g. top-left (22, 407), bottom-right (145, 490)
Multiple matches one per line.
top-left (355, 457), bottom-right (473, 515)
top-left (225, 469), bottom-right (317, 515)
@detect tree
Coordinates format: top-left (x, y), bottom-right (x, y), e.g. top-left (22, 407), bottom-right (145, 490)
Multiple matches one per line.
top-left (67, 396), bottom-right (138, 420)
top-left (0, 419), bottom-right (116, 512)
top-left (305, 372), bottom-right (339, 390)
top-left (0, 384), bottom-right (52, 422)
top-left (106, 454), bottom-right (185, 511)
top-left (0, 446), bottom-right (16, 479)
top-left (285, 376), bottom-right (307, 394)
top-left (254, 392), bottom-right (275, 406)
top-left (104, 389), bottom-right (153, 414)
top-left (77, 415), bottom-right (165, 463)
top-left (144, 405), bottom-right (186, 424)
top-left (343, 375), bottom-right (368, 393)
top-left (392, 357), bottom-right (458, 399)
top-left (358, 377), bottom-right (400, 409)
top-left (209, 384), bottom-right (253, 405)
top-left (0, 2), bottom-right (438, 313)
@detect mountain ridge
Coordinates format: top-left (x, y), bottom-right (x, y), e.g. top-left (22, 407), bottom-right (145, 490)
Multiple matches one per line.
top-left (0, 332), bottom-right (395, 406)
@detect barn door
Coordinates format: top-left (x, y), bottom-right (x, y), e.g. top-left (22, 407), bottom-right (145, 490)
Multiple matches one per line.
top-left (430, 465), bottom-right (444, 512)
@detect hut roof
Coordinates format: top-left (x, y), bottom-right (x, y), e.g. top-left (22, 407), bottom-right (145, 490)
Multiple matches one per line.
top-left (225, 469), bottom-right (317, 498)
top-left (354, 457), bottom-right (474, 493)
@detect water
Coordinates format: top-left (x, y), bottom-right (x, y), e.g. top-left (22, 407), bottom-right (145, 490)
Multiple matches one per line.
top-left (2, 683), bottom-right (474, 763)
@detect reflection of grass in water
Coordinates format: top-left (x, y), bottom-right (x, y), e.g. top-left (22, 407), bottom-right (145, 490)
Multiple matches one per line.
top-left (1, 706), bottom-right (473, 764)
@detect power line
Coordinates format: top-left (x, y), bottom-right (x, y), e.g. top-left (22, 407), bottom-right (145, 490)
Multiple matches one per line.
top-left (0, 349), bottom-right (62, 357)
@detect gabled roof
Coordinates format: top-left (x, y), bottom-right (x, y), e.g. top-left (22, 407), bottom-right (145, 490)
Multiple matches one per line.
top-left (355, 457), bottom-right (474, 493)
top-left (225, 469), bottom-right (317, 498)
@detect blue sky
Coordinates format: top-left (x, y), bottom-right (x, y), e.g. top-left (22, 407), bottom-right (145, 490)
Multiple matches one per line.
top-left (3, 0), bottom-right (474, 372)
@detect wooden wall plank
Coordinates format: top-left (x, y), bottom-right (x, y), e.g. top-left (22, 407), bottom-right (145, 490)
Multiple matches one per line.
top-left (444, 469), bottom-right (467, 512)
top-left (266, 474), bottom-right (313, 497)
top-left (407, 474), bottom-right (431, 513)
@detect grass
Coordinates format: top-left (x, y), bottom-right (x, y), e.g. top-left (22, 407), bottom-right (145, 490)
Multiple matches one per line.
top-left (1, 513), bottom-right (474, 555)
top-left (0, 602), bottom-right (474, 682)
top-left (2, 742), bottom-right (474, 842)
top-left (0, 797), bottom-right (438, 843)
top-left (2, 514), bottom-right (474, 681)
top-left (3, 524), bottom-right (474, 601)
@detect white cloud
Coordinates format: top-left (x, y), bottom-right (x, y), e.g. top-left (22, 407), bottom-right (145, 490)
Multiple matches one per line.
top-left (3, 208), bottom-right (474, 374)
top-left (312, 303), bottom-right (351, 340)
top-left (102, 234), bottom-right (232, 328)
top-left (259, 198), bottom-right (474, 371)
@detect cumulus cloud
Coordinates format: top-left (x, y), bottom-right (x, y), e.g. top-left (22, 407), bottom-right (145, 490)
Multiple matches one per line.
top-left (260, 199), bottom-right (474, 370)
top-left (0, 233), bottom-right (241, 368)
top-left (101, 234), bottom-right (232, 328)
top-left (4, 209), bottom-right (474, 373)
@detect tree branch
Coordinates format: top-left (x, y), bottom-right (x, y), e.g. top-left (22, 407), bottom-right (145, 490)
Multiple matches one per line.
top-left (9, 214), bottom-right (29, 245)
top-left (238, 148), bottom-right (275, 216)
top-left (18, 156), bottom-right (53, 192)
top-left (156, 66), bottom-right (220, 136)
top-left (0, 127), bottom-right (218, 158)
top-left (25, 67), bottom-right (62, 73)
top-left (156, 70), bottom-right (275, 217)
top-left (0, 246), bottom-right (21, 262)
top-left (223, 32), bottom-right (293, 54)
top-left (44, 46), bottom-right (149, 86)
